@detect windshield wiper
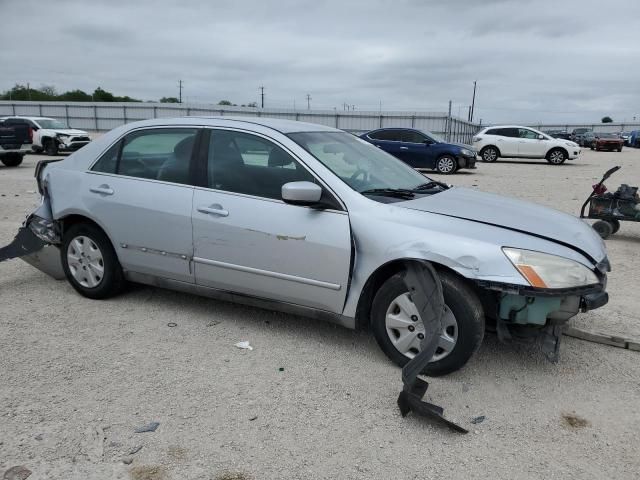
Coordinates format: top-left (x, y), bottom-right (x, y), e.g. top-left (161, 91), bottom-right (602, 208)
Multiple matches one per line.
top-left (360, 188), bottom-right (416, 199)
top-left (413, 181), bottom-right (450, 191)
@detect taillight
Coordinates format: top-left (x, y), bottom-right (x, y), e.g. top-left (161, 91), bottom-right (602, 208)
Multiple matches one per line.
top-left (28, 127), bottom-right (33, 143)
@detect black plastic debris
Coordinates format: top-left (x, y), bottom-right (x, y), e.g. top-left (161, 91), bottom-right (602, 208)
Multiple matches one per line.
top-left (134, 422), bottom-right (160, 433)
top-left (471, 415), bottom-right (485, 424)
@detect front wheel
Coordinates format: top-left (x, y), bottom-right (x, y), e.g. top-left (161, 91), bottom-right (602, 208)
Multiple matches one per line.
top-left (592, 220), bottom-right (613, 239)
top-left (0, 153), bottom-right (24, 167)
top-left (371, 270), bottom-right (485, 376)
top-left (435, 155), bottom-right (457, 174)
top-left (44, 138), bottom-right (59, 156)
top-left (61, 223), bottom-right (125, 299)
top-left (480, 146), bottom-right (499, 162)
top-left (546, 148), bottom-right (567, 165)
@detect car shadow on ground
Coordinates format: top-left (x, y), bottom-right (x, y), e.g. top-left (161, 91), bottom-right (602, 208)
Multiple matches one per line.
top-left (486, 160), bottom-right (584, 166)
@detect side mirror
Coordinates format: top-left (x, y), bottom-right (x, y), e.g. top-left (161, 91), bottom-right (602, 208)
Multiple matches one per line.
top-left (282, 181), bottom-right (322, 206)
top-left (423, 140), bottom-right (432, 146)
top-left (537, 134), bottom-right (544, 140)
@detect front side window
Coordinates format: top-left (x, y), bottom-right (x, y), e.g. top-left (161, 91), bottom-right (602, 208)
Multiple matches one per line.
top-left (518, 128), bottom-right (539, 139)
top-left (35, 119), bottom-right (69, 129)
top-left (401, 130), bottom-right (427, 143)
top-left (92, 128), bottom-right (197, 185)
top-left (369, 130), bottom-right (400, 141)
top-left (207, 130), bottom-right (315, 200)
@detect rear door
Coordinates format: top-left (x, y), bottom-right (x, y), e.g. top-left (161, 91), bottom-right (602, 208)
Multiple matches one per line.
top-left (87, 127), bottom-right (199, 283)
top-left (367, 129), bottom-right (405, 160)
top-left (493, 128), bottom-right (519, 156)
top-left (191, 128), bottom-right (352, 313)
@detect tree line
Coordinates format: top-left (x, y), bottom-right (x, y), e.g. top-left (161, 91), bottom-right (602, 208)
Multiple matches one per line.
top-left (1, 84), bottom-right (258, 107)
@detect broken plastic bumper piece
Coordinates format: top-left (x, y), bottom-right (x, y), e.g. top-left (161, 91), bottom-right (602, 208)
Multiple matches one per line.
top-left (398, 261), bottom-right (468, 434)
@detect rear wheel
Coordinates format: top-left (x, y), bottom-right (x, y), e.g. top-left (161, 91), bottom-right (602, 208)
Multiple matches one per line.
top-left (435, 155), bottom-right (457, 174)
top-left (480, 146), bottom-right (499, 162)
top-left (592, 220), bottom-right (613, 239)
top-left (546, 148), bottom-right (567, 165)
top-left (371, 270), bottom-right (484, 376)
top-left (0, 153), bottom-right (24, 167)
top-left (609, 219), bottom-right (621, 234)
top-left (61, 223), bottom-right (125, 299)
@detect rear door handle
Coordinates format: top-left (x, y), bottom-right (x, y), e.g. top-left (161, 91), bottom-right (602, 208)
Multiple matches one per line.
top-left (197, 204), bottom-right (229, 217)
top-left (400, 146), bottom-right (409, 150)
top-left (89, 185), bottom-right (114, 196)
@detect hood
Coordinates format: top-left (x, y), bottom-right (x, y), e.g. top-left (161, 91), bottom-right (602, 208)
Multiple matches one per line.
top-left (53, 129), bottom-right (88, 136)
top-left (401, 187), bottom-right (606, 263)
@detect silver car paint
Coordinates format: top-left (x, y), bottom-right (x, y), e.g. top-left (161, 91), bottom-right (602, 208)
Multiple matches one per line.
top-left (36, 116), bottom-right (607, 324)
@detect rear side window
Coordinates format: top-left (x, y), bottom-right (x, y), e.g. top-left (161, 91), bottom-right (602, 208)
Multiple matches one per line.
top-left (369, 130), bottom-right (400, 141)
top-left (92, 128), bottom-right (197, 185)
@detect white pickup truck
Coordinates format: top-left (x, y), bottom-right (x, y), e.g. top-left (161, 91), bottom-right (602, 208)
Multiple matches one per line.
top-left (0, 116), bottom-right (91, 156)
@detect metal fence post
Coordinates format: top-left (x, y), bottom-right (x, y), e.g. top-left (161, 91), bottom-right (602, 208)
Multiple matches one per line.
top-left (123, 106), bottom-right (127, 124)
top-left (335, 114), bottom-right (339, 129)
top-left (11, 103), bottom-right (15, 115)
top-left (379, 115), bottom-right (383, 128)
top-left (94, 105), bottom-right (98, 131)
top-left (65, 104), bottom-right (69, 127)
top-left (411, 115), bottom-right (415, 128)
top-left (153, 106), bottom-right (157, 118)
top-left (186, 107), bottom-right (191, 116)
top-left (39, 104), bottom-right (43, 116)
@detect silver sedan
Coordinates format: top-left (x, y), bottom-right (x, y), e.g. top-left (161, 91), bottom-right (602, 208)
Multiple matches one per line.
top-left (4, 117), bottom-right (610, 375)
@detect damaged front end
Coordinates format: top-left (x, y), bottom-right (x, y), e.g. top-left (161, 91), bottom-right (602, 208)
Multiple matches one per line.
top-left (0, 159), bottom-right (65, 279)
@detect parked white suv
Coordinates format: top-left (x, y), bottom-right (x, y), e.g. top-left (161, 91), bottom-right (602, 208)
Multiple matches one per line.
top-left (472, 126), bottom-right (580, 165)
top-left (0, 117), bottom-right (91, 156)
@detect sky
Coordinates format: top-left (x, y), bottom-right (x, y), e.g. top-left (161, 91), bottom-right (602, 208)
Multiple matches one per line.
top-left (1, 0), bottom-right (639, 124)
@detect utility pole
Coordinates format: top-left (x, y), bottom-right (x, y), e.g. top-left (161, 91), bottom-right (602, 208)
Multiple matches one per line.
top-left (467, 105), bottom-right (472, 122)
top-left (470, 80), bottom-right (477, 122)
top-left (306, 93), bottom-right (311, 110)
top-left (259, 85), bottom-right (265, 108)
top-left (27, 82), bottom-right (31, 101)
top-left (447, 100), bottom-right (452, 141)
top-left (178, 80), bottom-right (183, 103)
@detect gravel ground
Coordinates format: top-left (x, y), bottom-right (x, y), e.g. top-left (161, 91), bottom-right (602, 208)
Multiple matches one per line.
top-left (1, 148), bottom-right (639, 480)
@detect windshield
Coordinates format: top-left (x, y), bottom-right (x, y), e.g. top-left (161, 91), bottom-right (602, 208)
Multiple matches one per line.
top-left (36, 119), bottom-right (69, 129)
top-left (289, 131), bottom-right (432, 193)
top-left (423, 130), bottom-right (445, 143)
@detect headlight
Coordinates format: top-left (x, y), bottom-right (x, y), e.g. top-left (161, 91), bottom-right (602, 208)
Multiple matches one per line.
top-left (460, 148), bottom-right (475, 156)
top-left (503, 248), bottom-right (599, 289)
top-left (56, 133), bottom-right (69, 138)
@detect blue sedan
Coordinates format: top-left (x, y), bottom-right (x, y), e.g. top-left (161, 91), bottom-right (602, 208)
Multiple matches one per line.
top-left (360, 128), bottom-right (477, 174)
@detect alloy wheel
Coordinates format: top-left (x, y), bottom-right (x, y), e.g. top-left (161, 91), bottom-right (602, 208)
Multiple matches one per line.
top-left (437, 157), bottom-right (456, 174)
top-left (549, 150), bottom-right (565, 164)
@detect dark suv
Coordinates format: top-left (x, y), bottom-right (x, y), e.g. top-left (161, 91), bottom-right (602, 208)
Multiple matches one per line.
top-left (360, 128), bottom-right (477, 174)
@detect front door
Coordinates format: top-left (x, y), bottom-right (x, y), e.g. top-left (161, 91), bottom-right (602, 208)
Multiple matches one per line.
top-left (86, 127), bottom-right (198, 283)
top-left (191, 129), bottom-right (352, 313)
top-left (399, 130), bottom-right (434, 168)
top-left (517, 128), bottom-right (546, 158)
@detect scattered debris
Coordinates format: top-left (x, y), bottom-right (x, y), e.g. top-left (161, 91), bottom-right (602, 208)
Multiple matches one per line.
top-left (2, 466), bottom-right (32, 480)
top-left (135, 422), bottom-right (160, 433)
top-left (249, 416), bottom-right (258, 421)
top-left (129, 465), bottom-right (167, 480)
top-left (167, 322), bottom-right (177, 328)
top-left (471, 415), bottom-right (485, 424)
top-left (215, 472), bottom-right (252, 480)
top-left (34, 434), bottom-right (43, 441)
top-left (122, 457), bottom-right (134, 465)
top-left (563, 413), bottom-right (589, 429)
top-left (207, 320), bottom-right (220, 327)
top-left (26, 190), bottom-right (36, 194)
top-left (234, 341), bottom-right (253, 351)
top-left (278, 367), bottom-right (284, 372)
top-left (129, 445), bottom-right (143, 455)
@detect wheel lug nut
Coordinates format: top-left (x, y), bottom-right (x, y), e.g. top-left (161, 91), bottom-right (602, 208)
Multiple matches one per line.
top-left (408, 325), bottom-right (415, 332)
top-left (411, 315), bottom-right (418, 322)
top-left (417, 333), bottom-right (424, 340)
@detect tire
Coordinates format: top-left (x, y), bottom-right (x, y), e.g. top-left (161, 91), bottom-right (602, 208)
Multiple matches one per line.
top-left (480, 146), bottom-right (499, 163)
top-left (44, 138), bottom-right (59, 156)
top-left (617, 148), bottom-right (622, 152)
top-left (32, 145), bottom-right (43, 154)
top-left (61, 223), bottom-right (125, 299)
top-left (0, 153), bottom-right (24, 167)
top-left (609, 219), bottom-right (620, 234)
top-left (435, 155), bottom-right (457, 174)
top-left (592, 220), bottom-right (613, 239)
top-left (546, 148), bottom-right (567, 165)
top-left (371, 270), bottom-right (485, 376)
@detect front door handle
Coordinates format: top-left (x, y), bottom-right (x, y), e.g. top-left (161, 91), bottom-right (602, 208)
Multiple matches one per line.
top-left (89, 185), bottom-right (114, 196)
top-left (197, 204), bottom-right (229, 217)
top-left (399, 146), bottom-right (409, 150)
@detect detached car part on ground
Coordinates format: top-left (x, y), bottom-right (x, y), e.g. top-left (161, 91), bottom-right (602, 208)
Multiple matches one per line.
top-left (0, 117), bottom-right (610, 379)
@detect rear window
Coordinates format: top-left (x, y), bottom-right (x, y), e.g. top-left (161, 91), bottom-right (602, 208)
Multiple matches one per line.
top-left (368, 130), bottom-right (401, 141)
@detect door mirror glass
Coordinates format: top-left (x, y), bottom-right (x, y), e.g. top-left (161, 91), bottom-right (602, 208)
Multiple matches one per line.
top-left (281, 181), bottom-right (322, 206)
top-left (538, 134), bottom-right (544, 140)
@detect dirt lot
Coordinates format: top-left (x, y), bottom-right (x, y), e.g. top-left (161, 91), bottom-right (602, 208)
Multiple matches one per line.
top-left (1, 148), bottom-right (639, 479)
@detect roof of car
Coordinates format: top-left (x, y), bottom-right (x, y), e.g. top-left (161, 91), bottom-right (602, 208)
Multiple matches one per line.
top-left (157, 116), bottom-right (340, 134)
top-left (482, 125), bottom-right (535, 129)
